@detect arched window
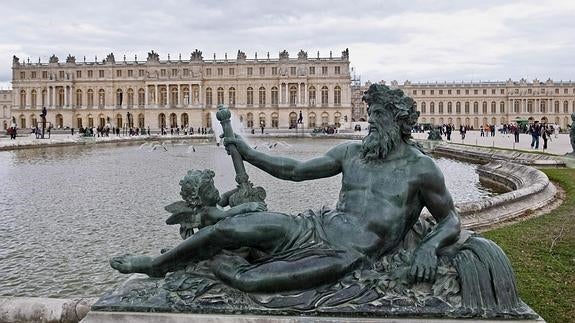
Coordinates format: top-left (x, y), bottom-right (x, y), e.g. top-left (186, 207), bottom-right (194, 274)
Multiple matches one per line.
top-left (289, 85), bottom-right (297, 106)
top-left (447, 102), bottom-right (452, 114)
top-left (75, 89), bottom-right (82, 107)
top-left (541, 100), bottom-right (546, 113)
top-left (170, 113), bottom-right (177, 128)
top-left (334, 86), bottom-right (341, 106)
top-left (58, 88), bottom-right (65, 107)
top-left (482, 102), bottom-right (487, 114)
top-left (98, 89), bottom-right (105, 107)
top-left (271, 112), bottom-right (279, 128)
top-left (554, 101), bottom-right (560, 113)
top-left (229, 87), bottom-right (236, 106)
top-left (247, 112), bottom-right (254, 128)
top-left (217, 87), bottom-right (224, 105)
top-left (473, 102), bottom-right (478, 114)
top-left (181, 113), bottom-right (188, 127)
top-left (321, 86), bottom-right (328, 106)
top-left (438, 102), bottom-right (443, 114)
top-left (138, 113), bottom-right (145, 128)
top-left (514, 100), bottom-right (520, 113)
top-left (334, 112), bottom-right (341, 127)
top-left (116, 113), bottom-right (123, 128)
top-left (430, 102), bottom-right (435, 114)
top-left (465, 102), bottom-right (470, 114)
top-left (31, 90), bottom-right (37, 108)
top-left (289, 112), bottom-right (297, 127)
top-left (308, 112), bottom-right (316, 128)
top-left (171, 87), bottom-right (179, 106)
top-left (98, 114), bottom-right (105, 128)
top-left (138, 88), bottom-right (145, 107)
top-left (20, 90), bottom-right (26, 108)
top-left (75, 115), bottom-right (82, 128)
top-left (127, 88), bottom-right (134, 107)
top-left (259, 112), bottom-right (266, 127)
top-left (271, 87), bottom-right (278, 106)
top-left (491, 102), bottom-right (496, 114)
top-left (55, 114), bottom-right (63, 128)
top-left (41, 89), bottom-right (47, 107)
top-left (527, 101), bottom-right (533, 113)
top-left (259, 87), bottom-right (266, 106)
top-left (456, 102), bottom-right (461, 114)
top-left (205, 88), bottom-right (212, 106)
top-left (160, 87), bottom-right (167, 106)
top-left (87, 114), bottom-right (94, 128)
top-left (500, 102), bottom-right (505, 114)
top-left (247, 87), bottom-right (253, 106)
top-left (421, 102), bottom-right (426, 114)
top-left (116, 89), bottom-right (123, 106)
top-left (30, 115), bottom-right (37, 128)
top-left (158, 113), bottom-right (166, 128)
top-left (321, 112), bottom-right (329, 126)
top-left (308, 86), bottom-right (316, 106)
top-left (87, 89), bottom-right (94, 108)
top-left (183, 87), bottom-right (190, 105)
top-left (564, 101), bottom-right (569, 113)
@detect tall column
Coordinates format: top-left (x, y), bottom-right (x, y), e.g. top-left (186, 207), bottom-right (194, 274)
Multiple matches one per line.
top-left (155, 85), bottom-right (158, 107)
top-left (199, 84), bottom-right (203, 106)
top-left (297, 83), bottom-right (300, 106)
top-left (178, 84), bottom-right (183, 106)
top-left (64, 86), bottom-right (68, 107)
top-left (189, 84), bottom-right (192, 106)
top-left (167, 84), bottom-right (170, 106)
top-left (145, 86), bottom-right (149, 107)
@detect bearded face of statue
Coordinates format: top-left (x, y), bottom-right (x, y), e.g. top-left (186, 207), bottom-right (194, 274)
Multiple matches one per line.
top-left (361, 104), bottom-right (402, 162)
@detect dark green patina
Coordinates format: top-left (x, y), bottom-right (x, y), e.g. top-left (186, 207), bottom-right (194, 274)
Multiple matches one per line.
top-left (102, 84), bottom-right (536, 319)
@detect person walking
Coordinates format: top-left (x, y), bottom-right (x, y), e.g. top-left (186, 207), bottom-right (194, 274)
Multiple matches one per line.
top-left (529, 121), bottom-right (541, 149)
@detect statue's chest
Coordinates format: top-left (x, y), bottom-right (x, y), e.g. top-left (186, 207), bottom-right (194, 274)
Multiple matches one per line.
top-left (342, 158), bottom-right (410, 193)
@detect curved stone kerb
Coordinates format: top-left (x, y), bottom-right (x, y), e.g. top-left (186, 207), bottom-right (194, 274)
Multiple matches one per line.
top-left (455, 161), bottom-right (557, 230)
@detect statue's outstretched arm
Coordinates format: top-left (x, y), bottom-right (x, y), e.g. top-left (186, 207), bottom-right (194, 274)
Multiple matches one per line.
top-left (225, 137), bottom-right (345, 181)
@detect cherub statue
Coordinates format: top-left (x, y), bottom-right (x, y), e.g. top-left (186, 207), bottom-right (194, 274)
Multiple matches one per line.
top-left (162, 169), bottom-right (267, 240)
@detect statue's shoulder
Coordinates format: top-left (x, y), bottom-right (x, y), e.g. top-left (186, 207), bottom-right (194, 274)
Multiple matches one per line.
top-left (327, 140), bottom-right (361, 158)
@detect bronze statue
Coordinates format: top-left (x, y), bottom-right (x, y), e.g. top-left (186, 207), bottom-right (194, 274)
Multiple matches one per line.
top-left (107, 84), bottom-right (532, 318)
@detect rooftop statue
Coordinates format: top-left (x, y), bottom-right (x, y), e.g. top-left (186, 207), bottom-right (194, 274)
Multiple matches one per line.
top-left (103, 84), bottom-right (535, 319)
top-left (147, 50), bottom-right (160, 62)
top-left (49, 54), bottom-right (59, 64)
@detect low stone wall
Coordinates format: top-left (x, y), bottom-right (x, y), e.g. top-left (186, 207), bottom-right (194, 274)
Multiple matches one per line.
top-left (0, 297), bottom-right (96, 323)
top-left (456, 161), bottom-right (557, 230)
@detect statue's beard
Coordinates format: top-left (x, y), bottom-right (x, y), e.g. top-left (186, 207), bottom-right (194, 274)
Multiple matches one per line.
top-left (361, 121), bottom-right (402, 162)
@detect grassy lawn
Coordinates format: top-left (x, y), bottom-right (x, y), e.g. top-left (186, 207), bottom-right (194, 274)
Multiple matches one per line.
top-left (483, 169), bottom-right (575, 323)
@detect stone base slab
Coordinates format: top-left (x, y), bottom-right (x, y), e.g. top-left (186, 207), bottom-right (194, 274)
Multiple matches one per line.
top-left (82, 311), bottom-right (545, 323)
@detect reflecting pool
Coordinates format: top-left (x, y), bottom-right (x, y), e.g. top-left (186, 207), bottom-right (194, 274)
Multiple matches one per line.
top-left (0, 138), bottom-right (498, 298)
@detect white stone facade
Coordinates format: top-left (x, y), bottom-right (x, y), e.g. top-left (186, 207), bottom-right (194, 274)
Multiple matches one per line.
top-left (352, 79), bottom-right (575, 129)
top-left (0, 90), bottom-right (12, 130)
top-left (10, 50), bottom-right (353, 131)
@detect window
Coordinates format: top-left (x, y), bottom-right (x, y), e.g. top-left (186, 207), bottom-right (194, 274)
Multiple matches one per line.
top-left (334, 86), bottom-right (341, 106)
top-left (116, 89), bottom-right (123, 106)
top-left (87, 70), bottom-right (93, 78)
top-left (447, 102), bottom-right (452, 114)
top-left (98, 89), bottom-right (105, 107)
top-left (335, 66), bottom-right (340, 74)
top-left (247, 67), bottom-right (253, 76)
top-left (491, 102), bottom-right (496, 114)
top-left (564, 101), bottom-right (569, 113)
top-left (456, 102), bottom-right (461, 114)
top-left (271, 87), bottom-right (279, 105)
top-left (31, 71), bottom-right (37, 78)
top-left (75, 89), bottom-right (82, 107)
top-left (430, 102), bottom-right (435, 114)
top-left (482, 102), bottom-right (487, 114)
top-left (127, 89), bottom-right (134, 107)
top-left (289, 86), bottom-right (297, 106)
top-left (138, 88), bottom-right (145, 106)
top-left (247, 87), bottom-right (254, 105)
top-left (206, 68), bottom-right (211, 76)
top-left (42, 71), bottom-right (48, 79)
top-left (271, 67), bottom-right (277, 75)
top-left (465, 102), bottom-right (470, 114)
top-left (139, 69), bottom-right (144, 77)
top-left (555, 88), bottom-right (559, 94)
top-left (465, 89), bottom-right (469, 95)
top-left (217, 68), bottom-right (223, 76)
top-left (160, 69), bottom-right (166, 77)
top-left (20, 72), bottom-right (25, 79)
top-left (205, 88), bottom-right (212, 106)
top-left (564, 88), bottom-right (568, 94)
top-left (321, 86), bottom-right (328, 105)
top-left (422, 90), bottom-right (426, 95)
top-left (430, 90), bottom-right (434, 95)
top-left (456, 89), bottom-right (460, 95)
top-left (116, 70), bottom-right (122, 77)
top-left (172, 69), bottom-right (177, 76)
top-left (290, 67), bottom-right (296, 75)
top-left (321, 66), bottom-right (328, 75)
top-left (308, 86), bottom-right (316, 106)
top-left (99, 70), bottom-right (104, 78)
top-left (229, 68), bottom-right (234, 76)
top-left (500, 89), bottom-right (505, 94)
top-left (474, 89), bottom-right (478, 95)
top-left (309, 66), bottom-right (315, 75)
top-left (439, 90), bottom-right (443, 95)
top-left (500, 102), bottom-right (505, 114)
top-left (217, 87), bottom-right (224, 105)
top-left (528, 89), bottom-right (532, 94)
top-left (473, 102), bottom-right (479, 114)
top-left (421, 102), bottom-right (426, 114)
top-left (87, 89), bottom-right (94, 107)
top-left (438, 102), bottom-right (443, 114)
top-left (448, 90), bottom-right (452, 95)
top-left (128, 70), bottom-right (133, 77)
top-left (59, 71), bottom-right (65, 79)
top-left (259, 87), bottom-right (266, 105)
top-left (229, 87), bottom-right (235, 106)
top-left (260, 67), bottom-right (265, 75)
top-left (491, 89), bottom-right (496, 94)
top-left (483, 89), bottom-right (487, 95)
top-left (413, 90), bottom-right (417, 95)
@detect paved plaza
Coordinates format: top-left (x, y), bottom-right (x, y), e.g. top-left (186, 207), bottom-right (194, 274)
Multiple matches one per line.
top-left (0, 129), bottom-right (573, 156)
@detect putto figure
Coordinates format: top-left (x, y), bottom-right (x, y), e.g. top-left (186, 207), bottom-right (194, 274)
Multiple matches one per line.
top-left (109, 84), bottom-right (529, 317)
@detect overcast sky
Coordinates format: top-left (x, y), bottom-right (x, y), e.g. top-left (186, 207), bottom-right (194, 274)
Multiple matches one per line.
top-left (1, 0), bottom-right (574, 89)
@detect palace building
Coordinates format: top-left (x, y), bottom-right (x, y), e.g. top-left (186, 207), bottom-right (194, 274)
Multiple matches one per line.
top-left (352, 79), bottom-right (575, 129)
top-left (10, 49), bottom-right (353, 131)
top-left (1, 90), bottom-right (12, 130)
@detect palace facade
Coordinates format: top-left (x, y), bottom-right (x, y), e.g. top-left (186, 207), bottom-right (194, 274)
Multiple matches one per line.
top-left (352, 79), bottom-right (575, 129)
top-left (1, 90), bottom-right (12, 130)
top-left (10, 49), bottom-right (353, 131)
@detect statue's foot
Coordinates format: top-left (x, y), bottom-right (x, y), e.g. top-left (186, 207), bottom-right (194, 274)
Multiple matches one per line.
top-left (110, 255), bottom-right (165, 278)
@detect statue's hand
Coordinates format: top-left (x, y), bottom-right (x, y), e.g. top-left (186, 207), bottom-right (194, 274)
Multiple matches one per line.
top-left (222, 134), bottom-right (250, 157)
top-left (408, 246), bottom-right (438, 284)
top-left (243, 201), bottom-right (267, 213)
